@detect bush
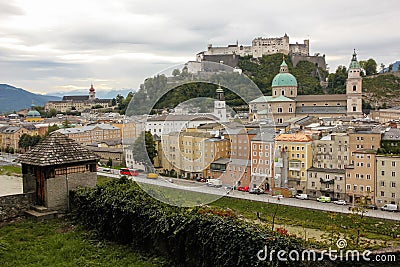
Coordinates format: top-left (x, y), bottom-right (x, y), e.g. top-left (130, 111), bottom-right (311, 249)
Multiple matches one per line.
top-left (71, 178), bottom-right (307, 267)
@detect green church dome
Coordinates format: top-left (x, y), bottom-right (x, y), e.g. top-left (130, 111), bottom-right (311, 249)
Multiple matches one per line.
top-left (27, 110), bottom-right (41, 117)
top-left (272, 73), bottom-right (298, 87)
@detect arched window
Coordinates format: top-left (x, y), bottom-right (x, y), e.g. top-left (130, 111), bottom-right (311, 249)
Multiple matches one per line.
top-left (353, 85), bottom-right (357, 91)
top-left (290, 90), bottom-right (293, 95)
top-left (282, 90), bottom-right (284, 95)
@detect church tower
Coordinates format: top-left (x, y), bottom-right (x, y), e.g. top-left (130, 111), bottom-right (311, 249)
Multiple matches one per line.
top-left (346, 50), bottom-right (363, 117)
top-left (89, 84), bottom-right (96, 101)
top-left (214, 85), bottom-right (227, 122)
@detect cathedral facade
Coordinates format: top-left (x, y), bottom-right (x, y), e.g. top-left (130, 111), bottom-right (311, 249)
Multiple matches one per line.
top-left (249, 51), bottom-right (363, 124)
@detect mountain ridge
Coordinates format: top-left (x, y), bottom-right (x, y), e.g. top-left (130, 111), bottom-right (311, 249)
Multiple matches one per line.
top-left (0, 84), bottom-right (61, 113)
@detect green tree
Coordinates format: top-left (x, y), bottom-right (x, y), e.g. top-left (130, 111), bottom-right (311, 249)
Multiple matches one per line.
top-left (172, 68), bottom-right (181, 77)
top-left (107, 158), bottom-right (113, 167)
top-left (46, 124), bottom-right (60, 136)
top-left (18, 134), bottom-right (42, 151)
top-left (62, 118), bottom-right (72, 128)
top-left (360, 59), bottom-right (377, 76)
top-left (132, 131), bottom-right (158, 168)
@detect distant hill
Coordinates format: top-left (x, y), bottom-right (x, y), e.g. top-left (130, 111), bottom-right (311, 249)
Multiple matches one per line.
top-left (0, 84), bottom-right (61, 113)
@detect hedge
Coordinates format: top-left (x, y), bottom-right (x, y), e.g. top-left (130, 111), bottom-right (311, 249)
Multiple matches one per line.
top-left (71, 177), bottom-right (319, 267)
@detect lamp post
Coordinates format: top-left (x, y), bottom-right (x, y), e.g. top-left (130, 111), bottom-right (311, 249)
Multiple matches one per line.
top-left (65, 167), bottom-right (69, 211)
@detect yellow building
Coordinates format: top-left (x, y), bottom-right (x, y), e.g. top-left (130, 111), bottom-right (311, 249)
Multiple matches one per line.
top-left (0, 125), bottom-right (38, 152)
top-left (275, 132), bottom-right (313, 192)
top-left (160, 129), bottom-right (230, 179)
top-left (56, 124), bottom-right (121, 146)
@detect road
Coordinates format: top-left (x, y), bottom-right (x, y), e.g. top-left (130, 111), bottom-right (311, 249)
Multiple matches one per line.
top-left (97, 171), bottom-right (400, 222)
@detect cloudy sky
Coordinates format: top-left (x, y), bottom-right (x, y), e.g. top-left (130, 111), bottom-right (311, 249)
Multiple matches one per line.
top-left (0, 0), bottom-right (399, 95)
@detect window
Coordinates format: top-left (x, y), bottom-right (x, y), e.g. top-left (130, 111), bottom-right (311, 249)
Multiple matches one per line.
top-left (366, 174), bottom-right (371, 180)
top-left (380, 181), bottom-right (385, 186)
top-left (353, 107), bottom-right (356, 112)
top-left (312, 182), bottom-right (315, 187)
top-left (392, 171), bottom-right (396, 177)
top-left (381, 191), bottom-right (385, 197)
top-left (353, 85), bottom-right (356, 91)
top-left (346, 184), bottom-right (351, 190)
top-left (353, 185), bottom-right (357, 191)
top-left (392, 161), bottom-right (396, 167)
top-left (392, 193), bottom-right (396, 198)
top-left (391, 182), bottom-right (396, 188)
top-left (366, 186), bottom-right (371, 192)
top-left (381, 171), bottom-right (385, 176)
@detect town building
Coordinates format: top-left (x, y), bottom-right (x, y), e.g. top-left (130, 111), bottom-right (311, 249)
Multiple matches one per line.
top-left (307, 133), bottom-right (349, 200)
top-left (275, 132), bottom-right (313, 193)
top-left (56, 124), bottom-right (121, 146)
top-left (250, 129), bottom-right (275, 191)
top-left (345, 149), bottom-right (377, 205)
top-left (375, 155), bottom-right (400, 207)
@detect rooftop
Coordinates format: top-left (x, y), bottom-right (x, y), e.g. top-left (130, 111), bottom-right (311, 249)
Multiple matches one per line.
top-left (17, 132), bottom-right (98, 166)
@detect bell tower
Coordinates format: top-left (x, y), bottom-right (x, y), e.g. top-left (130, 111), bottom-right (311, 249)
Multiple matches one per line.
top-left (214, 85), bottom-right (227, 122)
top-left (346, 50), bottom-right (363, 117)
top-left (89, 84), bottom-right (96, 101)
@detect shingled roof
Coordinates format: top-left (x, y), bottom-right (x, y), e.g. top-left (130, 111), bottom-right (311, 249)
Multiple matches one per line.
top-left (17, 132), bottom-right (98, 166)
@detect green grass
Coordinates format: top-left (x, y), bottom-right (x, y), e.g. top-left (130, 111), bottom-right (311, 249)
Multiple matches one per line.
top-left (0, 165), bottom-right (22, 175)
top-left (97, 176), bottom-right (115, 186)
top-left (212, 197), bottom-right (400, 245)
top-left (0, 219), bottom-right (170, 267)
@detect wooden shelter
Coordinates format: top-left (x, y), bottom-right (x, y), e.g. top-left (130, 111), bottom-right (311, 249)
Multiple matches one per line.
top-left (17, 132), bottom-right (98, 209)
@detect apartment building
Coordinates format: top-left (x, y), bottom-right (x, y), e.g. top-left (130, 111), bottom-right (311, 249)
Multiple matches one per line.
top-left (275, 132), bottom-right (312, 192)
top-left (345, 149), bottom-right (377, 205)
top-left (56, 124), bottom-right (121, 146)
top-left (307, 133), bottom-right (349, 199)
top-left (375, 155), bottom-right (400, 207)
top-left (250, 130), bottom-right (275, 191)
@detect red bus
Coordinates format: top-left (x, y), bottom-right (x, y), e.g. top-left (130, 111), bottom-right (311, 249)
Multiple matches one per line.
top-left (119, 168), bottom-right (138, 176)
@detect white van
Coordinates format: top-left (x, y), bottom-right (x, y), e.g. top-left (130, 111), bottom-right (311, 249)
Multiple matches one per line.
top-left (295, 194), bottom-right (308, 200)
top-left (381, 204), bottom-right (398, 212)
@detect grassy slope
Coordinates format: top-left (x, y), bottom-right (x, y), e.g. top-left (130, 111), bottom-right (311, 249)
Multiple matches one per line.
top-left (0, 219), bottom-right (169, 267)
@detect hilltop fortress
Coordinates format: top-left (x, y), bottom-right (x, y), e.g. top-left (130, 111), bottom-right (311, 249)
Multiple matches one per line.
top-left (196, 34), bottom-right (326, 70)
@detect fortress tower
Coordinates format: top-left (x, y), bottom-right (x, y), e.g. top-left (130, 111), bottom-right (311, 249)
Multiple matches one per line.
top-left (214, 85), bottom-right (227, 122)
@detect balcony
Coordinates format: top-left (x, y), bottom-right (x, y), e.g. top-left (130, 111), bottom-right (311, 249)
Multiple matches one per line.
top-left (320, 187), bottom-right (333, 192)
top-left (289, 161), bottom-right (301, 171)
top-left (320, 178), bottom-right (334, 184)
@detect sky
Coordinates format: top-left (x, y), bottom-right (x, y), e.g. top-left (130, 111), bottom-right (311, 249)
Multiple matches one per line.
top-left (0, 0), bottom-right (399, 95)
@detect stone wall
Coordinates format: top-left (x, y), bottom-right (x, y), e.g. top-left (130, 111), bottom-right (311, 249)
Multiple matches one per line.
top-left (0, 193), bottom-right (35, 221)
top-left (45, 172), bottom-right (96, 210)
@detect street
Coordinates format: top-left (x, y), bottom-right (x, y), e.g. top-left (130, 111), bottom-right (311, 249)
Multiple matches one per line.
top-left (97, 171), bottom-right (400, 222)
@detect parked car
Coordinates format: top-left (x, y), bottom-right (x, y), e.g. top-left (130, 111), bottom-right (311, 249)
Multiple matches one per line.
top-left (102, 168), bottom-right (111, 172)
top-left (272, 194), bottom-right (284, 199)
top-left (146, 173), bottom-right (158, 179)
top-left (363, 204), bottom-right (378, 210)
top-left (295, 194), bottom-right (308, 200)
top-left (333, 200), bottom-right (347, 205)
top-left (381, 204), bottom-right (398, 212)
top-left (317, 196), bottom-right (331, 203)
top-left (237, 186), bottom-right (249, 192)
top-left (249, 188), bottom-right (264, 194)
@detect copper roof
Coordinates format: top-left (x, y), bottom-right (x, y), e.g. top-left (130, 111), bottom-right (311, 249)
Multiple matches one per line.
top-left (17, 132), bottom-right (98, 166)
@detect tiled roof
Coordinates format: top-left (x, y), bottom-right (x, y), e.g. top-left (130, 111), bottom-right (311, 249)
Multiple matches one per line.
top-left (295, 94), bottom-right (347, 102)
top-left (275, 132), bottom-right (313, 142)
top-left (250, 95), bottom-right (295, 103)
top-left (382, 128), bottom-right (400, 141)
top-left (296, 106), bottom-right (347, 114)
top-left (17, 132), bottom-right (98, 166)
